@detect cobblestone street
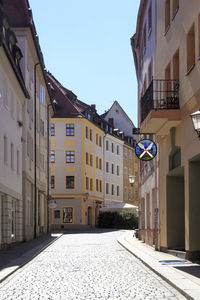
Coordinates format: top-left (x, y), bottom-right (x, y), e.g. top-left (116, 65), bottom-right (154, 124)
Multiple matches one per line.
top-left (0, 229), bottom-right (186, 300)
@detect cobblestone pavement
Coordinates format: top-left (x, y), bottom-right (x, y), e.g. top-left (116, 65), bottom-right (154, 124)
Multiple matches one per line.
top-left (0, 229), bottom-right (186, 300)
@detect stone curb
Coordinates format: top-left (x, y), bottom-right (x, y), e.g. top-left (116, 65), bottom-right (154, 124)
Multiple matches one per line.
top-left (117, 236), bottom-right (194, 300)
top-left (0, 233), bottom-right (63, 284)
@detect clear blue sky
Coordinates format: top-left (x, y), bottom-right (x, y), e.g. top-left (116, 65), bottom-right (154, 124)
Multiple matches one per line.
top-left (29, 0), bottom-right (140, 126)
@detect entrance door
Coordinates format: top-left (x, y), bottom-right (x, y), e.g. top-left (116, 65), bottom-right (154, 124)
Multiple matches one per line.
top-left (88, 207), bottom-right (92, 225)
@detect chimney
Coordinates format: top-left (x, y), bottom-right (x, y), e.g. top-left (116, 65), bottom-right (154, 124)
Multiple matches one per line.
top-left (91, 104), bottom-right (96, 112)
top-left (108, 118), bottom-right (114, 126)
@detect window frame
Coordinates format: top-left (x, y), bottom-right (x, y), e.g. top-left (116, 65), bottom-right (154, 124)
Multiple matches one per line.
top-left (66, 176), bottom-right (75, 189)
top-left (65, 151), bottom-right (75, 163)
top-left (62, 206), bottom-right (74, 224)
top-left (66, 123), bottom-right (75, 136)
top-left (50, 150), bottom-right (55, 163)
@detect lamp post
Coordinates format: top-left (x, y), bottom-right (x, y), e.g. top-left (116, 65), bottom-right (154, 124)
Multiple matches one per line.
top-left (190, 109), bottom-right (200, 138)
top-left (128, 175), bottom-right (136, 187)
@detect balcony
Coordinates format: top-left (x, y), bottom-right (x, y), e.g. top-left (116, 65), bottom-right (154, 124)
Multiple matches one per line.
top-left (140, 80), bottom-right (181, 135)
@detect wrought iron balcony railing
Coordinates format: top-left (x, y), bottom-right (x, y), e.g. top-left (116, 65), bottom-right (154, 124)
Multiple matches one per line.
top-left (141, 79), bottom-right (179, 123)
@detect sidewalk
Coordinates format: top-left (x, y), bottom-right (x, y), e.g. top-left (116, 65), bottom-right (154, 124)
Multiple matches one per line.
top-left (0, 232), bottom-right (62, 283)
top-left (118, 230), bottom-right (200, 300)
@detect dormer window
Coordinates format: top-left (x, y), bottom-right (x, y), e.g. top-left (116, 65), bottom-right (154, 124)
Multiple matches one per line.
top-left (100, 122), bottom-right (104, 129)
top-left (109, 127), bottom-right (113, 134)
top-left (88, 113), bottom-right (91, 120)
top-left (105, 125), bottom-right (108, 132)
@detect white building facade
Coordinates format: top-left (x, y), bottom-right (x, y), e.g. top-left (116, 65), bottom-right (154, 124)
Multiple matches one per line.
top-left (104, 133), bottom-right (124, 206)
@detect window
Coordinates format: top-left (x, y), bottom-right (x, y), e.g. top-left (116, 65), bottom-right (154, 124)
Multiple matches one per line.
top-left (165, 0), bottom-right (170, 33)
top-left (3, 78), bottom-right (8, 108)
top-left (124, 149), bottom-right (127, 160)
top-left (17, 150), bottom-right (19, 173)
top-left (86, 177), bottom-right (89, 190)
top-left (89, 129), bottom-right (92, 141)
top-left (62, 207), bottom-right (73, 223)
top-left (124, 167), bottom-right (128, 178)
top-left (187, 24), bottom-right (195, 73)
top-left (99, 158), bottom-right (102, 170)
top-left (51, 175), bottom-right (55, 189)
top-left (50, 150), bottom-right (55, 163)
top-left (106, 140), bottom-right (109, 150)
top-left (90, 154), bottom-right (93, 166)
top-left (86, 152), bottom-right (89, 165)
top-left (96, 156), bottom-right (98, 168)
top-left (117, 165), bottom-right (119, 176)
top-left (106, 183), bottom-right (109, 194)
top-left (90, 178), bottom-right (93, 191)
top-left (109, 127), bottom-right (113, 134)
top-left (50, 124), bottom-right (55, 136)
top-left (54, 210), bottom-right (60, 219)
top-left (100, 180), bottom-right (102, 193)
top-left (117, 186), bottom-right (120, 196)
top-left (66, 176), bottom-right (75, 189)
top-left (96, 133), bottom-right (98, 145)
top-left (129, 150), bottom-right (132, 160)
top-left (11, 143), bottom-right (14, 169)
top-left (112, 163), bottom-right (114, 174)
top-left (66, 124), bottom-right (74, 136)
top-left (66, 151), bottom-right (75, 163)
top-left (124, 187), bottom-right (128, 201)
top-left (87, 113), bottom-right (91, 120)
top-left (148, 59), bottom-right (152, 86)
top-left (173, 50), bottom-right (179, 80)
top-left (148, 2), bottom-right (152, 36)
top-left (111, 184), bottom-right (114, 195)
top-left (112, 143), bottom-right (114, 153)
top-left (4, 136), bottom-right (8, 164)
top-left (99, 136), bottom-right (102, 147)
top-left (86, 126), bottom-right (88, 138)
top-left (106, 162), bottom-right (109, 173)
top-left (198, 15), bottom-right (200, 57)
top-left (117, 145), bottom-right (119, 155)
top-left (40, 85), bottom-right (45, 104)
top-left (96, 179), bottom-right (99, 191)
top-left (143, 24), bottom-right (146, 54)
top-left (172, 0), bottom-right (179, 19)
top-left (40, 119), bottom-right (44, 136)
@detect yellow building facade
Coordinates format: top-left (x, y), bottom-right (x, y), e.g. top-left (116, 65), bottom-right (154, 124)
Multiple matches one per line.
top-left (50, 117), bottom-right (104, 229)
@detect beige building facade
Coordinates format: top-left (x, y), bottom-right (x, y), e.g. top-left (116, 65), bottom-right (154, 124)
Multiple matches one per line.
top-left (133, 0), bottom-right (200, 260)
top-left (123, 142), bottom-right (138, 207)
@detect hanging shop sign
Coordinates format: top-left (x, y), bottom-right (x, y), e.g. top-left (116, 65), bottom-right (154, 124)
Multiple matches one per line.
top-left (135, 139), bottom-right (157, 161)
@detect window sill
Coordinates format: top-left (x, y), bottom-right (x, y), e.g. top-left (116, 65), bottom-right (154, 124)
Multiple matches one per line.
top-left (172, 7), bottom-right (179, 21)
top-left (186, 64), bottom-right (195, 76)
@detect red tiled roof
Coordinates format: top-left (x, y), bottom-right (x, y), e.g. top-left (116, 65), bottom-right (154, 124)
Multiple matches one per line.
top-left (47, 73), bottom-right (83, 118)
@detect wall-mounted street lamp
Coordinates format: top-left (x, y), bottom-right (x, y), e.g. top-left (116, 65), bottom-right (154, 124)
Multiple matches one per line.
top-left (129, 175), bottom-right (136, 187)
top-left (190, 109), bottom-right (200, 138)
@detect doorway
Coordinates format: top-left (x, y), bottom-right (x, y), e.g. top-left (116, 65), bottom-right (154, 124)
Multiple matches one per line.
top-left (88, 207), bottom-right (92, 225)
top-left (166, 167), bottom-right (185, 250)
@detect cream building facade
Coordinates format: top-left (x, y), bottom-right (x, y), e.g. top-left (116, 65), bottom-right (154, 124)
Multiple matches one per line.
top-left (0, 5), bottom-right (29, 248)
top-left (3, 0), bottom-right (54, 242)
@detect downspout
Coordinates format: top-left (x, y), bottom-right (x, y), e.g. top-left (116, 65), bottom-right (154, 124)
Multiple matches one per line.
top-left (47, 104), bottom-right (51, 232)
top-left (34, 62), bottom-right (39, 239)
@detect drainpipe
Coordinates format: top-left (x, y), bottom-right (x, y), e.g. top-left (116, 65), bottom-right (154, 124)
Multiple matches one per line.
top-left (47, 103), bottom-right (51, 232)
top-left (34, 62), bottom-right (39, 239)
